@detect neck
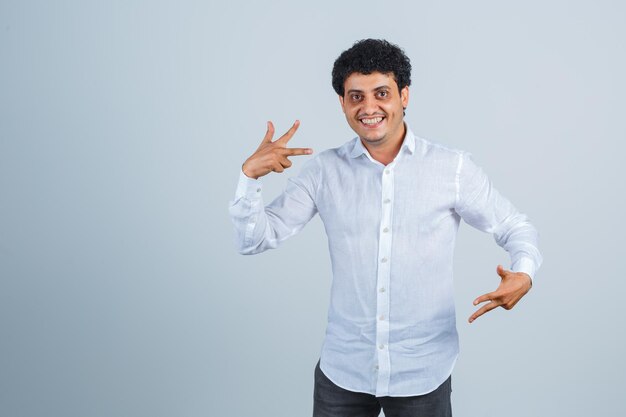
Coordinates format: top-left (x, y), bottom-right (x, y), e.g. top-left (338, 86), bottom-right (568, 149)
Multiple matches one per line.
top-left (361, 122), bottom-right (407, 165)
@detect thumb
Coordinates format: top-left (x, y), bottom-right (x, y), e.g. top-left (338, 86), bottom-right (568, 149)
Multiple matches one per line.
top-left (496, 264), bottom-right (508, 279)
top-left (260, 121), bottom-right (275, 145)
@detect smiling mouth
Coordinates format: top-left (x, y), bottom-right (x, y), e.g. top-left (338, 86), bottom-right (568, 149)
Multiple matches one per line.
top-left (359, 116), bottom-right (385, 127)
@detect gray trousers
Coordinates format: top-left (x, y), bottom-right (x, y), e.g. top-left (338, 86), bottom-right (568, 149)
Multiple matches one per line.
top-left (313, 360), bottom-right (452, 417)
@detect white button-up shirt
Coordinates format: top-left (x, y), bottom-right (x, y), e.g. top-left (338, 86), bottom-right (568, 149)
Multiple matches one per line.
top-left (229, 124), bottom-right (542, 396)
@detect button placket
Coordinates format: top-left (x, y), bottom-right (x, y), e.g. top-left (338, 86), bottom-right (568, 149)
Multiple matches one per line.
top-left (375, 164), bottom-right (394, 395)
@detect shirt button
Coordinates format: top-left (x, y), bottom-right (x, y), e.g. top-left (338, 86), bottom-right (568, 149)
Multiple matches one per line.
top-left (379, 315), bottom-right (385, 321)
top-left (383, 198), bottom-right (391, 204)
top-left (379, 344), bottom-right (385, 350)
top-left (383, 227), bottom-right (389, 233)
top-left (256, 188), bottom-right (261, 193)
top-left (385, 170), bottom-right (390, 175)
top-left (380, 257), bottom-right (388, 263)
top-left (379, 287), bottom-right (386, 293)
top-left (375, 365), bottom-right (379, 370)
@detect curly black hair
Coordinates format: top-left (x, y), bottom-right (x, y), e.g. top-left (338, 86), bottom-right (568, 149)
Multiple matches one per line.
top-left (332, 39), bottom-right (412, 97)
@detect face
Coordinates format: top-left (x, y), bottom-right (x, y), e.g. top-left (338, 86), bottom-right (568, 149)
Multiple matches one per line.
top-left (339, 71), bottom-right (409, 148)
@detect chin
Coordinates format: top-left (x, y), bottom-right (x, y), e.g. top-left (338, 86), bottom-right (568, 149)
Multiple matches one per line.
top-left (361, 134), bottom-right (384, 143)
top-left (359, 129), bottom-right (386, 142)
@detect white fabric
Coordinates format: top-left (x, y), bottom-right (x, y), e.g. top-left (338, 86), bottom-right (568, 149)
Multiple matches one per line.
top-left (228, 124), bottom-right (542, 396)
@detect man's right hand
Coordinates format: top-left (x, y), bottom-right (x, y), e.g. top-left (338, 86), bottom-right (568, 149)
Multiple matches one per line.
top-left (242, 120), bottom-right (313, 179)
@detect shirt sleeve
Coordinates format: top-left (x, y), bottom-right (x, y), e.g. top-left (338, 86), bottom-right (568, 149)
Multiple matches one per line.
top-left (454, 152), bottom-right (543, 280)
top-left (228, 157), bottom-right (320, 255)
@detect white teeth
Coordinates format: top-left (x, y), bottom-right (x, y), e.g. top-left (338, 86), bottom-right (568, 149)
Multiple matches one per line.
top-left (361, 117), bottom-right (383, 125)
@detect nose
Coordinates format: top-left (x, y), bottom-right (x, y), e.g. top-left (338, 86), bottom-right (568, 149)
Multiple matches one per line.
top-left (362, 94), bottom-right (379, 115)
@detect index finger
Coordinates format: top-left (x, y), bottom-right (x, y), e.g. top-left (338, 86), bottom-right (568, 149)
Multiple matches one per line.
top-left (275, 120), bottom-right (301, 145)
top-left (469, 301), bottom-right (499, 323)
top-left (473, 291), bottom-right (497, 306)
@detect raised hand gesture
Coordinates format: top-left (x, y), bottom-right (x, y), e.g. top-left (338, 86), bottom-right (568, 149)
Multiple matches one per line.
top-left (242, 120), bottom-right (313, 179)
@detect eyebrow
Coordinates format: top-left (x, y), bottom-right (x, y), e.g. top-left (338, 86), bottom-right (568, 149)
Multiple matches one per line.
top-left (346, 85), bottom-right (391, 94)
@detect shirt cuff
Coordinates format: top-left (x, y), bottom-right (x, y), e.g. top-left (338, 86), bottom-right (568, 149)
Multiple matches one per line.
top-left (235, 169), bottom-right (263, 200)
top-left (510, 257), bottom-right (537, 282)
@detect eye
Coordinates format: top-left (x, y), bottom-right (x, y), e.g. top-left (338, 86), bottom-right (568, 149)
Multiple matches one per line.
top-left (351, 94), bottom-right (362, 101)
top-left (377, 90), bottom-right (389, 98)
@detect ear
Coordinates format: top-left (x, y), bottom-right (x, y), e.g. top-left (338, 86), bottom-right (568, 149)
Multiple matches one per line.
top-left (401, 86), bottom-right (409, 109)
top-left (338, 95), bottom-right (346, 113)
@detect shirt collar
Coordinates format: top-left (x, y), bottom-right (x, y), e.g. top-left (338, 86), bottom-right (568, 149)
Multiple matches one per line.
top-left (349, 122), bottom-right (416, 158)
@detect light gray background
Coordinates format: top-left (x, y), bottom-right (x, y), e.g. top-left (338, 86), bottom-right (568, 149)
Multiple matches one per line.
top-left (1, 1), bottom-right (624, 416)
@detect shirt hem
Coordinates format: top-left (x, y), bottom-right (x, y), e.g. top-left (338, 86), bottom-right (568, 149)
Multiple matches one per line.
top-left (319, 353), bottom-right (458, 397)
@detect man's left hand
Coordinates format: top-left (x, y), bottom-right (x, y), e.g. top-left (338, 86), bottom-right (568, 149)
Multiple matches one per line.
top-left (468, 265), bottom-right (532, 323)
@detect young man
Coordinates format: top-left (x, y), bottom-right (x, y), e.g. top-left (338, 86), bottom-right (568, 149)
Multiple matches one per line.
top-left (229, 39), bottom-right (542, 417)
